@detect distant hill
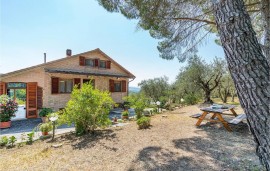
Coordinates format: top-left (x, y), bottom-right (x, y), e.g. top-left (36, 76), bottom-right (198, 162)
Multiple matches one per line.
top-left (129, 87), bottom-right (140, 93)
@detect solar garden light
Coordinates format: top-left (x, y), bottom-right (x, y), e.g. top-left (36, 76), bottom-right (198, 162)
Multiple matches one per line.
top-left (49, 115), bottom-right (58, 141)
top-left (156, 101), bottom-right (161, 113)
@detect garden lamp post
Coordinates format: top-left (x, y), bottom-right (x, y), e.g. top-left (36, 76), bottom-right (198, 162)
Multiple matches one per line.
top-left (49, 116), bottom-right (58, 141)
top-left (156, 101), bottom-right (160, 113)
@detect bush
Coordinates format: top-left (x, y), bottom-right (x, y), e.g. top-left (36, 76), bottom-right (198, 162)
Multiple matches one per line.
top-left (183, 93), bottom-right (200, 105)
top-left (8, 136), bottom-right (17, 147)
top-left (39, 108), bottom-right (53, 117)
top-left (39, 122), bottom-right (53, 132)
top-left (62, 83), bottom-right (114, 135)
top-left (123, 94), bottom-right (148, 119)
top-left (0, 95), bottom-right (18, 122)
top-left (0, 136), bottom-right (8, 146)
top-left (121, 110), bottom-right (129, 116)
top-left (137, 116), bottom-right (151, 129)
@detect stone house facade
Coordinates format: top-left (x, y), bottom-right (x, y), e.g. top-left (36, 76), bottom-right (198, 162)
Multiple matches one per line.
top-left (0, 49), bottom-right (135, 119)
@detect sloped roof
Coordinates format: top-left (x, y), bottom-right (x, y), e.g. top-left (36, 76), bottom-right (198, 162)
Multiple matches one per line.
top-left (0, 48), bottom-right (135, 79)
top-left (45, 68), bottom-right (130, 78)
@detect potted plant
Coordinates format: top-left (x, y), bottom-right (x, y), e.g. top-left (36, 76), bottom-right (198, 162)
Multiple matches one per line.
top-left (39, 122), bottom-right (53, 136)
top-left (121, 110), bottom-right (129, 120)
top-left (0, 95), bottom-right (18, 128)
top-left (39, 108), bottom-right (53, 123)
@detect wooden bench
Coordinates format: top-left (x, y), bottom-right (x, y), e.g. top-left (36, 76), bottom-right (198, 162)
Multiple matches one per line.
top-left (228, 114), bottom-right (246, 124)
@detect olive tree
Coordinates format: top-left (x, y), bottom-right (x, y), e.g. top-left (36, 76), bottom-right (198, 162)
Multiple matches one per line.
top-left (138, 76), bottom-right (169, 103)
top-left (97, 0), bottom-right (270, 168)
top-left (62, 83), bottom-right (114, 135)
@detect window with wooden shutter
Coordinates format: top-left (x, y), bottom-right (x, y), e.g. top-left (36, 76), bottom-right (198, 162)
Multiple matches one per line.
top-left (106, 61), bottom-right (111, 69)
top-left (79, 56), bottom-right (85, 66)
top-left (121, 80), bottom-right (127, 92)
top-left (26, 82), bottom-right (38, 118)
top-left (51, 77), bottom-right (59, 94)
top-left (95, 59), bottom-right (99, 67)
top-left (37, 86), bottom-right (43, 109)
top-left (74, 78), bottom-right (81, 89)
top-left (0, 82), bottom-right (6, 95)
top-left (109, 79), bottom-right (114, 92)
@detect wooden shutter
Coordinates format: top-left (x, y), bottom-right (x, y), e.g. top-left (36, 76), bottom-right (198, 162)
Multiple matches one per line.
top-left (95, 59), bottom-right (99, 67)
top-left (51, 77), bottom-right (59, 94)
top-left (121, 80), bottom-right (127, 92)
top-left (37, 86), bottom-right (43, 109)
top-left (109, 79), bottom-right (114, 92)
top-left (26, 82), bottom-right (37, 118)
top-left (74, 78), bottom-right (81, 89)
top-left (106, 61), bottom-right (111, 69)
top-left (79, 56), bottom-right (85, 66)
top-left (0, 82), bottom-right (6, 95)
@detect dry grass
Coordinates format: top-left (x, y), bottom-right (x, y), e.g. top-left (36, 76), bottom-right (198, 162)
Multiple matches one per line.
top-left (0, 105), bottom-right (265, 171)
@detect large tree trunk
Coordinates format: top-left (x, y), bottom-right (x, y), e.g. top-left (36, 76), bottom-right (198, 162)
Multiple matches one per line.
top-left (204, 90), bottom-right (213, 104)
top-left (212, 0), bottom-right (270, 169)
top-left (261, 0), bottom-right (270, 65)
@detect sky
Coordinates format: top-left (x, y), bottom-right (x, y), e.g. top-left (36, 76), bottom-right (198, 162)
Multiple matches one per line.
top-left (0, 0), bottom-right (224, 87)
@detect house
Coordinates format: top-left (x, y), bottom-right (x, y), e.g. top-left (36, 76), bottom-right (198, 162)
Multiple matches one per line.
top-left (0, 48), bottom-right (135, 119)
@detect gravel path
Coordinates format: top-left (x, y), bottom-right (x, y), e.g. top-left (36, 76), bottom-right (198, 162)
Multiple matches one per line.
top-left (0, 105), bottom-right (265, 171)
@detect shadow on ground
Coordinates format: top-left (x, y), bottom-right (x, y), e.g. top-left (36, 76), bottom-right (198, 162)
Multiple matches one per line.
top-left (53, 129), bottom-right (119, 151)
top-left (128, 123), bottom-right (265, 171)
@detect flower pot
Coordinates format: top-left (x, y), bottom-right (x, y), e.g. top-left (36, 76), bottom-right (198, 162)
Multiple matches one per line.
top-left (41, 117), bottom-right (48, 123)
top-left (42, 132), bottom-right (49, 136)
top-left (0, 121), bottom-right (11, 129)
top-left (122, 116), bottom-right (129, 120)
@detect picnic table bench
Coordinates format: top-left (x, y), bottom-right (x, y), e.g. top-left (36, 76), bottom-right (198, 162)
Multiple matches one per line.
top-left (195, 105), bottom-right (239, 132)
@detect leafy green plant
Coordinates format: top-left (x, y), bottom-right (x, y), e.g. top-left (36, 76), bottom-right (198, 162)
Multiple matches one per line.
top-left (123, 93), bottom-right (149, 119)
top-left (0, 95), bottom-right (18, 122)
top-left (39, 108), bottom-right (53, 117)
top-left (121, 110), bottom-right (129, 117)
top-left (183, 93), bottom-right (200, 105)
top-left (61, 83), bottom-right (114, 135)
top-left (26, 132), bottom-right (34, 144)
top-left (137, 116), bottom-right (151, 129)
top-left (39, 122), bottom-right (53, 132)
top-left (8, 136), bottom-right (17, 147)
top-left (0, 136), bottom-right (8, 146)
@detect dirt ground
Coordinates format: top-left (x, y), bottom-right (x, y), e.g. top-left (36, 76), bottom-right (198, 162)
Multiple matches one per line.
top-left (0, 105), bottom-right (265, 171)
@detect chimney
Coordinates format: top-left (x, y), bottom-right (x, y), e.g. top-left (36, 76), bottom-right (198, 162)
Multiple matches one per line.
top-left (66, 49), bottom-right (72, 56)
top-left (44, 53), bottom-right (46, 63)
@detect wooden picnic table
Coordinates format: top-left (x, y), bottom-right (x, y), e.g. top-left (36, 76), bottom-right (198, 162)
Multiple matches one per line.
top-left (195, 105), bottom-right (238, 132)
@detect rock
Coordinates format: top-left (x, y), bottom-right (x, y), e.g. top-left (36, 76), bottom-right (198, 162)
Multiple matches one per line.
top-left (52, 144), bottom-right (63, 148)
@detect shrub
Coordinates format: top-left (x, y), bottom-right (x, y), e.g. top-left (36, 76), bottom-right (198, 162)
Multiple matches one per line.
top-left (26, 132), bottom-right (34, 144)
top-left (123, 94), bottom-right (148, 119)
top-left (0, 136), bottom-right (8, 146)
top-left (39, 108), bottom-right (53, 117)
top-left (62, 83), bottom-right (114, 135)
top-left (137, 116), bottom-right (151, 129)
top-left (39, 122), bottom-right (53, 132)
top-left (0, 95), bottom-right (18, 122)
top-left (8, 136), bottom-right (17, 147)
top-left (183, 93), bottom-right (199, 105)
top-left (121, 110), bottom-right (129, 117)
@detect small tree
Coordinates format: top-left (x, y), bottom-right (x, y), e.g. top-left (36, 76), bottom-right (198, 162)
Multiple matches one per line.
top-left (124, 93), bottom-right (148, 119)
top-left (62, 83), bottom-right (114, 135)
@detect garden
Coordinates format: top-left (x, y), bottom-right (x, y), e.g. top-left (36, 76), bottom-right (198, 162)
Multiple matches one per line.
top-left (0, 83), bottom-right (266, 170)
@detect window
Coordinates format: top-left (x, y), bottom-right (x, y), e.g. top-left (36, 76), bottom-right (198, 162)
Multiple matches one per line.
top-left (59, 79), bottom-right (73, 93)
top-left (99, 60), bottom-right (106, 69)
top-left (109, 80), bottom-right (126, 92)
top-left (85, 59), bottom-right (94, 67)
top-left (114, 81), bottom-right (121, 92)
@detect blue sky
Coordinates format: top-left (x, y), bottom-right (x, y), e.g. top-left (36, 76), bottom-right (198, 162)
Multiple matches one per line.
top-left (0, 0), bottom-right (224, 87)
